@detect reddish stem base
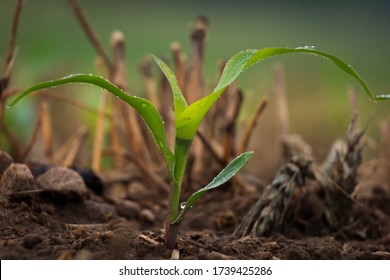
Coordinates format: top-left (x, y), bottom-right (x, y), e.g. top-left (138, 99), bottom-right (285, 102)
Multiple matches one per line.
top-left (164, 222), bottom-right (179, 250)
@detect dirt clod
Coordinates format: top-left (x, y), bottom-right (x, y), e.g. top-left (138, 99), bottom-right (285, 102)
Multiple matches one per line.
top-left (23, 233), bottom-right (43, 249)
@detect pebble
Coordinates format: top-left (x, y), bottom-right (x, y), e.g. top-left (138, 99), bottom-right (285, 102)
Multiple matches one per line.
top-left (106, 183), bottom-right (128, 201)
top-left (74, 249), bottom-right (93, 260)
top-left (0, 163), bottom-right (37, 196)
top-left (115, 200), bottom-right (141, 219)
top-left (38, 203), bottom-right (56, 215)
top-left (70, 166), bottom-right (104, 195)
top-left (140, 208), bottom-right (156, 223)
top-left (84, 200), bottom-right (116, 222)
top-left (0, 151), bottom-right (14, 176)
top-left (23, 233), bottom-right (43, 249)
top-left (36, 166), bottom-right (88, 200)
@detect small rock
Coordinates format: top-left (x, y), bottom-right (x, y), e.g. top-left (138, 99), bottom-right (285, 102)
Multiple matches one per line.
top-left (127, 180), bottom-right (147, 199)
top-left (0, 163), bottom-right (37, 196)
top-left (74, 249), bottom-right (94, 260)
top-left (23, 233), bottom-right (43, 249)
top-left (140, 208), bottom-right (156, 223)
top-left (115, 200), bottom-right (141, 219)
top-left (36, 166), bottom-right (88, 200)
top-left (0, 151), bottom-right (14, 176)
top-left (27, 162), bottom-right (54, 177)
top-left (38, 203), bottom-right (56, 215)
top-left (105, 183), bottom-right (128, 201)
top-left (29, 163), bottom-right (105, 195)
top-left (71, 166), bottom-right (104, 195)
top-left (84, 200), bottom-right (116, 222)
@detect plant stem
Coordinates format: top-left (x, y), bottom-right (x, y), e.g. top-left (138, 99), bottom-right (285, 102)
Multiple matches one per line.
top-left (167, 179), bottom-right (181, 225)
top-left (173, 138), bottom-right (192, 184)
top-left (164, 178), bottom-right (181, 249)
top-left (164, 138), bottom-right (192, 249)
top-left (164, 222), bottom-right (179, 250)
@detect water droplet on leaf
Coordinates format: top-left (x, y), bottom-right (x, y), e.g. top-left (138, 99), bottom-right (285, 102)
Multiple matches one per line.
top-left (141, 102), bottom-right (148, 108)
top-left (180, 202), bottom-right (186, 209)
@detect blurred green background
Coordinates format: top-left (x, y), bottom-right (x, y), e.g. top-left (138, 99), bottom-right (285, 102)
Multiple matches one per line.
top-left (1, 0), bottom-right (389, 172)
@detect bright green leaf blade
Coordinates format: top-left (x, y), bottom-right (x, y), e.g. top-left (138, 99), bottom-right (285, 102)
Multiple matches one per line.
top-left (9, 74), bottom-right (175, 175)
top-left (214, 49), bottom-right (258, 92)
top-left (176, 46), bottom-right (385, 140)
top-left (243, 46), bottom-right (375, 100)
top-left (176, 50), bottom-right (257, 140)
top-left (173, 151), bottom-right (254, 224)
top-left (175, 88), bottom-right (224, 140)
top-left (152, 55), bottom-right (187, 120)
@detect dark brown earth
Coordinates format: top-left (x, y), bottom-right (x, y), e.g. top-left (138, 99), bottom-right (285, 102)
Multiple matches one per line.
top-left (1, 150), bottom-right (390, 260)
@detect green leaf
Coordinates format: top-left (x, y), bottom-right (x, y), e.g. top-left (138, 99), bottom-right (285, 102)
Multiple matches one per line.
top-left (243, 46), bottom-right (374, 99)
top-left (175, 46), bottom-right (386, 140)
top-left (152, 55), bottom-right (188, 121)
top-left (173, 151), bottom-right (254, 224)
top-left (175, 50), bottom-right (257, 140)
top-left (214, 49), bottom-right (258, 92)
top-left (9, 74), bottom-right (175, 175)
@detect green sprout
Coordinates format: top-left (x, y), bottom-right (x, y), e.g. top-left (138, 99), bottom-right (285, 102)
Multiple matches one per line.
top-left (9, 46), bottom-right (389, 249)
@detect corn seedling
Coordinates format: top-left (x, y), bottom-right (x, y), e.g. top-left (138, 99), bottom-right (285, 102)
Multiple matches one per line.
top-left (9, 46), bottom-right (389, 249)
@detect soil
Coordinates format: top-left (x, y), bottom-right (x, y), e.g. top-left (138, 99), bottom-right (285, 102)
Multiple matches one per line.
top-left (1, 151), bottom-right (390, 260)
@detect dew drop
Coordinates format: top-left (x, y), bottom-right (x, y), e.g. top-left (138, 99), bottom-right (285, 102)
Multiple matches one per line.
top-left (141, 102), bottom-right (148, 108)
top-left (158, 139), bottom-right (164, 148)
top-left (180, 202), bottom-right (186, 209)
top-left (376, 94), bottom-right (390, 100)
